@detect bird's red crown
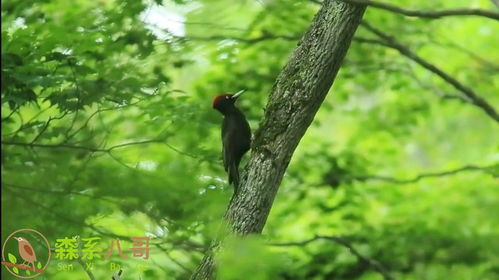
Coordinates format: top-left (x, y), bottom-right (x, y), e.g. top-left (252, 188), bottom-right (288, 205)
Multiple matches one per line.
top-left (212, 94), bottom-right (232, 107)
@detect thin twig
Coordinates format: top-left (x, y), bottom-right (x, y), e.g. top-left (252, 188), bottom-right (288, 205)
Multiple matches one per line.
top-left (30, 112), bottom-right (68, 144)
top-left (155, 244), bottom-right (193, 274)
top-left (270, 235), bottom-right (393, 280)
top-left (169, 33), bottom-right (300, 45)
top-left (76, 257), bottom-right (96, 280)
top-left (1, 107), bottom-right (18, 122)
top-left (348, 164), bottom-right (498, 184)
top-left (65, 58), bottom-right (83, 137)
top-left (3, 183), bottom-right (118, 204)
top-left (5, 139), bottom-right (156, 152)
top-left (66, 97), bottom-right (149, 142)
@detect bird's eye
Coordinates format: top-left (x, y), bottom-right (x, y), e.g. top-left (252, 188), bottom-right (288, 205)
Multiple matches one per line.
top-left (225, 96), bottom-right (230, 99)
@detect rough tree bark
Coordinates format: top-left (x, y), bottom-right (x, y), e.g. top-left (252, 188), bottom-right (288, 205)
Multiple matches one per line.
top-left (191, 1), bottom-right (366, 279)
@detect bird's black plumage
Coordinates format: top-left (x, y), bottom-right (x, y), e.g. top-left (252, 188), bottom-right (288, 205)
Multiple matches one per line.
top-left (213, 92), bottom-right (251, 192)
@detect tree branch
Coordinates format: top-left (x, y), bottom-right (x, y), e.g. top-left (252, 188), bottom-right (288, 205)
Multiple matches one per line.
top-left (76, 257), bottom-right (96, 280)
top-left (171, 33), bottom-right (300, 45)
top-left (348, 164), bottom-right (498, 184)
top-left (155, 244), bottom-right (193, 274)
top-left (3, 183), bottom-right (119, 204)
top-left (358, 21), bottom-right (499, 123)
top-left (30, 112), bottom-right (69, 144)
top-left (270, 235), bottom-right (393, 280)
top-left (190, 1), bottom-right (366, 279)
top-left (427, 38), bottom-right (499, 72)
top-left (339, 0), bottom-right (499, 20)
top-left (1, 138), bottom-right (198, 158)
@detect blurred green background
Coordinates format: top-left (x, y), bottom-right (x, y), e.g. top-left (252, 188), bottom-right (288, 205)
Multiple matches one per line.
top-left (2, 0), bottom-right (498, 279)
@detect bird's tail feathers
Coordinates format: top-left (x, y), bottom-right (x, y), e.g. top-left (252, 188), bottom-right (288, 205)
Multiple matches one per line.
top-left (228, 162), bottom-right (240, 193)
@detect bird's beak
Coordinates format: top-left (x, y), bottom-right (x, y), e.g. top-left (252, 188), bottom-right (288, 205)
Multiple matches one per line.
top-left (232, 89), bottom-right (246, 99)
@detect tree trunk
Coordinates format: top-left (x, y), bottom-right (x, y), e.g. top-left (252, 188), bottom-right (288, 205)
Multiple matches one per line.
top-left (191, 1), bottom-right (366, 279)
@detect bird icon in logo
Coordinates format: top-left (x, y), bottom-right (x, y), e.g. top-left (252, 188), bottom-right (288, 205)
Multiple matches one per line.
top-left (13, 237), bottom-right (37, 270)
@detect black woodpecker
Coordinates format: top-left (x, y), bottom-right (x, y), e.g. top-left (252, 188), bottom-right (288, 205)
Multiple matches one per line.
top-left (212, 90), bottom-right (251, 192)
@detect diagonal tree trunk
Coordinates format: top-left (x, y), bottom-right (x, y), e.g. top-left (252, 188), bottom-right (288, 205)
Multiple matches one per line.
top-left (191, 1), bottom-right (366, 279)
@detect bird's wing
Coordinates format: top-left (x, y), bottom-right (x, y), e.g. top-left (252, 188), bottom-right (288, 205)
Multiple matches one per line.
top-left (222, 133), bottom-right (231, 172)
top-left (24, 244), bottom-right (34, 256)
top-left (221, 120), bottom-right (230, 172)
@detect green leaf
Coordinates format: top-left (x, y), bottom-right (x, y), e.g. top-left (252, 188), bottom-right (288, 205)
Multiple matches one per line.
top-left (45, 51), bottom-right (68, 62)
top-left (13, 267), bottom-right (19, 274)
top-left (37, 262), bottom-right (42, 269)
top-left (26, 269), bottom-right (31, 276)
top-left (8, 253), bottom-right (17, 264)
top-left (74, 64), bottom-right (95, 75)
top-left (2, 53), bottom-right (24, 66)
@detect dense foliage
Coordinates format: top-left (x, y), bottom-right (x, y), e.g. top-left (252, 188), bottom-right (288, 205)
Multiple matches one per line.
top-left (2, 0), bottom-right (498, 279)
